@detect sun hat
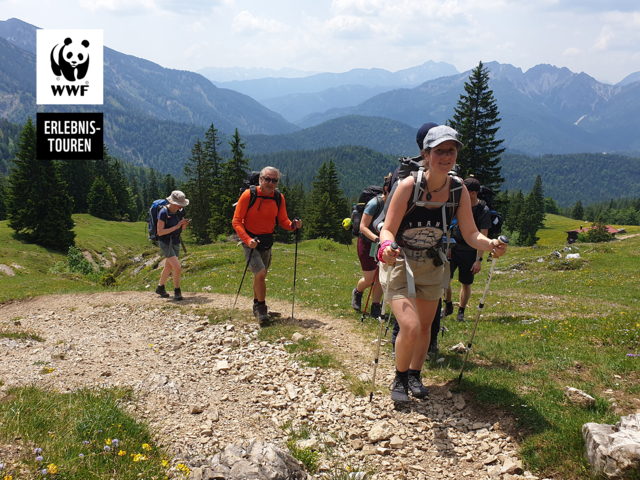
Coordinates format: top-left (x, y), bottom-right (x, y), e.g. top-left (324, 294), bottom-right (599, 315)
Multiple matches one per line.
top-left (423, 125), bottom-right (464, 150)
top-left (166, 190), bottom-right (189, 207)
top-left (416, 123), bottom-right (438, 149)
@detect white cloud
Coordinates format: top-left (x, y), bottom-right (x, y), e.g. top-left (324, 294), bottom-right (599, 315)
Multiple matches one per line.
top-left (563, 47), bottom-right (582, 56)
top-left (78, 0), bottom-right (156, 15)
top-left (232, 11), bottom-right (290, 35)
top-left (189, 21), bottom-right (205, 32)
top-left (593, 25), bottom-right (613, 51)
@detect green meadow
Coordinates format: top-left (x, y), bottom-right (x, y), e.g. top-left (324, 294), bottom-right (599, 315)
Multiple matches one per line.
top-left (1, 214), bottom-right (640, 479)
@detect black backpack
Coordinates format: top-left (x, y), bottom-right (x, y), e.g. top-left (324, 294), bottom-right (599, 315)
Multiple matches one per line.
top-left (476, 185), bottom-right (503, 238)
top-left (350, 186), bottom-right (384, 237)
top-left (235, 170), bottom-right (282, 213)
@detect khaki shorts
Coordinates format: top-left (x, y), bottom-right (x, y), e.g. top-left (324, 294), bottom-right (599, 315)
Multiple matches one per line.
top-left (242, 245), bottom-right (271, 274)
top-left (379, 255), bottom-right (444, 301)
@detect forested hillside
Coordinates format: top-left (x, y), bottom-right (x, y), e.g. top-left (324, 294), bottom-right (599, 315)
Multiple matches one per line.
top-left (501, 152), bottom-right (640, 206)
top-left (249, 145), bottom-right (398, 200)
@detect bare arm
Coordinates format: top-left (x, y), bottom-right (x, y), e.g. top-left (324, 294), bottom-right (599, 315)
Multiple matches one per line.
top-left (359, 212), bottom-right (378, 242)
top-left (379, 177), bottom-right (414, 263)
top-left (157, 217), bottom-right (188, 237)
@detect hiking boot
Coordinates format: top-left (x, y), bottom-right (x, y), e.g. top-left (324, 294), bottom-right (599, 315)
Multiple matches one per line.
top-left (370, 302), bottom-right (382, 319)
top-left (351, 288), bottom-right (363, 311)
top-left (174, 288), bottom-right (183, 301)
top-left (155, 285), bottom-right (169, 298)
top-left (444, 302), bottom-right (454, 317)
top-left (457, 310), bottom-right (465, 322)
top-left (408, 372), bottom-right (429, 398)
top-left (390, 375), bottom-right (410, 403)
top-left (256, 303), bottom-right (269, 323)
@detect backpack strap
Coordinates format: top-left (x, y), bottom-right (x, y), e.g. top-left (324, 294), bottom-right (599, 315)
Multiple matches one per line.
top-left (247, 186), bottom-right (281, 213)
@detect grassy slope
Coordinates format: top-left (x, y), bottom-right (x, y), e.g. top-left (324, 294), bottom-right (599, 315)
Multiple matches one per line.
top-left (1, 215), bottom-right (640, 479)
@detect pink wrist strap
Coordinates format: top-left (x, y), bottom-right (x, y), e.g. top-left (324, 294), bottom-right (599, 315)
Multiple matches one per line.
top-left (378, 240), bottom-right (393, 263)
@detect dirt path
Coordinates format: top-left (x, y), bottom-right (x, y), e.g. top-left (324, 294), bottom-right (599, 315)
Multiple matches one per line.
top-left (0, 291), bottom-right (530, 479)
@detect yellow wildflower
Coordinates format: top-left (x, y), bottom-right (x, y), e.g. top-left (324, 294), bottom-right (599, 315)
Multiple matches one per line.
top-left (47, 464), bottom-right (58, 474)
top-left (133, 454), bottom-right (147, 462)
top-left (162, 460), bottom-right (169, 467)
top-left (142, 443), bottom-right (152, 451)
top-left (106, 438), bottom-right (112, 445)
top-left (118, 450), bottom-right (127, 456)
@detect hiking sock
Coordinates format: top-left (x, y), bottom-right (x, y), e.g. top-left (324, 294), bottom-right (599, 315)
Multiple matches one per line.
top-left (408, 369), bottom-right (421, 377)
top-left (254, 298), bottom-right (259, 304)
top-left (459, 307), bottom-right (465, 315)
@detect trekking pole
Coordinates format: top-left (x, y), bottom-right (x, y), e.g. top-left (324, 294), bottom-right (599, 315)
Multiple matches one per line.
top-left (458, 235), bottom-right (509, 384)
top-left (291, 224), bottom-right (300, 320)
top-left (228, 239), bottom-right (257, 322)
top-left (370, 242), bottom-right (398, 402)
top-left (360, 264), bottom-right (379, 322)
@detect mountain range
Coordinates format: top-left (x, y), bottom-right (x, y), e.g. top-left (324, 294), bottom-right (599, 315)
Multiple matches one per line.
top-left (1, 17), bottom-right (640, 173)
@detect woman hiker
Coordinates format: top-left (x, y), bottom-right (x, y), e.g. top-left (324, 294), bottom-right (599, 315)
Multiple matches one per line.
top-left (378, 125), bottom-right (508, 403)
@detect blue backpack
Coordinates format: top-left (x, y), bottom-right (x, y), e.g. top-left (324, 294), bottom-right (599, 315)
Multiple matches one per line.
top-left (147, 199), bottom-right (169, 241)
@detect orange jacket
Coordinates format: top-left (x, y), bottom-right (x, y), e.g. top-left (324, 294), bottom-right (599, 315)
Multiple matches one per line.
top-left (232, 187), bottom-right (294, 245)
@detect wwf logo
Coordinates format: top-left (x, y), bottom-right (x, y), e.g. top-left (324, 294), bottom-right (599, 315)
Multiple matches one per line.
top-left (50, 37), bottom-right (91, 82)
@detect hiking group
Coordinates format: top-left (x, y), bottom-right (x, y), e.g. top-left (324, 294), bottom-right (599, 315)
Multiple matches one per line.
top-left (149, 123), bottom-right (508, 404)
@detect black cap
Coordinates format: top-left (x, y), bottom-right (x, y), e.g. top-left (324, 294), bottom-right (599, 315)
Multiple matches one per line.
top-left (416, 123), bottom-right (438, 150)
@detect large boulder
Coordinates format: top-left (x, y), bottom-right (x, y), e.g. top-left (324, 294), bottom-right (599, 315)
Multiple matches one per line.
top-left (583, 413), bottom-right (640, 478)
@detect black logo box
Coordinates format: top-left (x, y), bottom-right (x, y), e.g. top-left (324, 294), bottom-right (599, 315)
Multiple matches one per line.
top-left (37, 112), bottom-right (103, 160)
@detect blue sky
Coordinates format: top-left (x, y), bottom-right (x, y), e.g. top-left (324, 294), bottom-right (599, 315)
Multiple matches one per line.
top-left (2, 0), bottom-right (639, 84)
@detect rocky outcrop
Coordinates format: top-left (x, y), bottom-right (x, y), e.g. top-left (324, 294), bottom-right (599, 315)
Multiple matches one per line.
top-left (583, 414), bottom-right (640, 478)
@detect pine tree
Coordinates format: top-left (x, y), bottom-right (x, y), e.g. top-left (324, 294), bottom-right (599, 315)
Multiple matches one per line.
top-left (163, 174), bottom-right (178, 197)
top-left (6, 117), bottom-right (76, 251)
top-left (148, 168), bottom-right (161, 202)
top-left (59, 159), bottom-right (94, 213)
top-left (183, 139), bottom-right (214, 244)
top-left (449, 61), bottom-right (505, 190)
top-left (130, 176), bottom-right (145, 220)
top-left (505, 189), bottom-right (524, 234)
top-left (571, 200), bottom-right (584, 220)
top-left (0, 173), bottom-right (7, 221)
top-left (87, 176), bottom-right (117, 220)
top-left (216, 129), bottom-right (249, 234)
top-left (517, 175), bottom-right (545, 246)
top-left (305, 159), bottom-right (351, 243)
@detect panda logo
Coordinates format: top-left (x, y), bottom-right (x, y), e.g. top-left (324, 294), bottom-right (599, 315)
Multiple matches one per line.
top-left (50, 37), bottom-right (90, 82)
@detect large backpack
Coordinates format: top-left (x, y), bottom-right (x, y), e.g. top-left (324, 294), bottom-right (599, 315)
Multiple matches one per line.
top-left (476, 185), bottom-right (504, 238)
top-left (235, 171), bottom-right (282, 213)
top-left (350, 186), bottom-right (384, 237)
top-left (148, 199), bottom-right (169, 241)
top-left (451, 199), bottom-right (486, 245)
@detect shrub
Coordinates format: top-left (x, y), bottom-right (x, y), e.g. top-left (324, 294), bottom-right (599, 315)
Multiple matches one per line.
top-left (315, 238), bottom-right (338, 252)
top-left (67, 247), bottom-right (96, 275)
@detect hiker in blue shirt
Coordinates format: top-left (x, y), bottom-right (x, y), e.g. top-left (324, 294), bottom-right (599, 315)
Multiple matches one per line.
top-left (156, 190), bottom-right (190, 301)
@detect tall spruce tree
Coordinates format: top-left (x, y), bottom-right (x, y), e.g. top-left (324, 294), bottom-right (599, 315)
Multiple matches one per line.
top-left (505, 189), bottom-right (524, 234)
top-left (306, 159), bottom-right (351, 243)
top-left (218, 129), bottom-right (249, 233)
top-left (148, 168), bottom-right (161, 202)
top-left (449, 61), bottom-right (505, 189)
top-left (0, 173), bottom-right (7, 221)
top-left (130, 176), bottom-right (145, 220)
top-left (6, 117), bottom-right (75, 251)
top-left (571, 200), bottom-right (584, 220)
top-left (517, 175), bottom-right (545, 246)
top-left (87, 176), bottom-right (117, 220)
top-left (163, 174), bottom-right (178, 197)
top-left (183, 139), bottom-right (214, 244)
top-left (202, 124), bottom-right (226, 240)
top-left (59, 159), bottom-right (94, 213)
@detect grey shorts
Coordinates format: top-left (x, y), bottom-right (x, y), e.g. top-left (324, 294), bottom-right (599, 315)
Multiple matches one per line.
top-left (242, 245), bottom-right (271, 274)
top-left (159, 239), bottom-right (180, 258)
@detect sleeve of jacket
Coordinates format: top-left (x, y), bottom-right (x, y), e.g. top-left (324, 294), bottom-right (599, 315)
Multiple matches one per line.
top-left (276, 194), bottom-right (295, 231)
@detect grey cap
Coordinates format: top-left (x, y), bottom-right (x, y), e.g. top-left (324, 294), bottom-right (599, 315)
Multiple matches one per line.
top-left (423, 125), bottom-right (464, 150)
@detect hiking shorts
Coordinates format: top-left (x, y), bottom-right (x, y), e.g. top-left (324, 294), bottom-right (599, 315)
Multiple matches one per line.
top-left (380, 255), bottom-right (444, 301)
top-left (357, 237), bottom-right (378, 272)
top-left (159, 239), bottom-right (180, 258)
top-left (450, 248), bottom-right (476, 285)
top-left (242, 245), bottom-right (271, 274)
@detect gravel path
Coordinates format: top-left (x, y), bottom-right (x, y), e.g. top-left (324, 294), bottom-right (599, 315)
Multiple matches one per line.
top-left (0, 291), bottom-right (537, 479)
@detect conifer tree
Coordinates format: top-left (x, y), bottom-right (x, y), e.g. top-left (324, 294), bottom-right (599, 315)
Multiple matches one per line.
top-left (163, 174), bottom-right (178, 197)
top-left (0, 173), bottom-right (7, 221)
top-left (59, 159), bottom-right (94, 213)
top-left (130, 177), bottom-right (145, 220)
top-left (87, 176), bottom-right (117, 221)
top-left (449, 61), bottom-right (505, 190)
top-left (183, 139), bottom-right (214, 244)
top-left (571, 200), bottom-right (584, 220)
top-left (306, 159), bottom-right (351, 243)
top-left (505, 189), bottom-right (523, 234)
top-left (148, 168), bottom-right (161, 202)
top-left (217, 129), bottom-right (249, 233)
top-left (517, 175), bottom-right (545, 246)
top-left (6, 117), bottom-right (75, 250)
top-left (275, 177), bottom-right (305, 243)
top-left (202, 124), bottom-right (226, 240)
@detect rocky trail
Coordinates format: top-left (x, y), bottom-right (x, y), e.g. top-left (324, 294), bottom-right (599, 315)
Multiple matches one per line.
top-left (0, 291), bottom-right (541, 480)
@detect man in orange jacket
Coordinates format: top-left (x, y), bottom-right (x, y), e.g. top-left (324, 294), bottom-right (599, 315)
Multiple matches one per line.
top-left (232, 166), bottom-right (302, 322)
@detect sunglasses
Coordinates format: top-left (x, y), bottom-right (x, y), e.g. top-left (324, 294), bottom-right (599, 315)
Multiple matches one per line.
top-left (262, 176), bottom-right (279, 184)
